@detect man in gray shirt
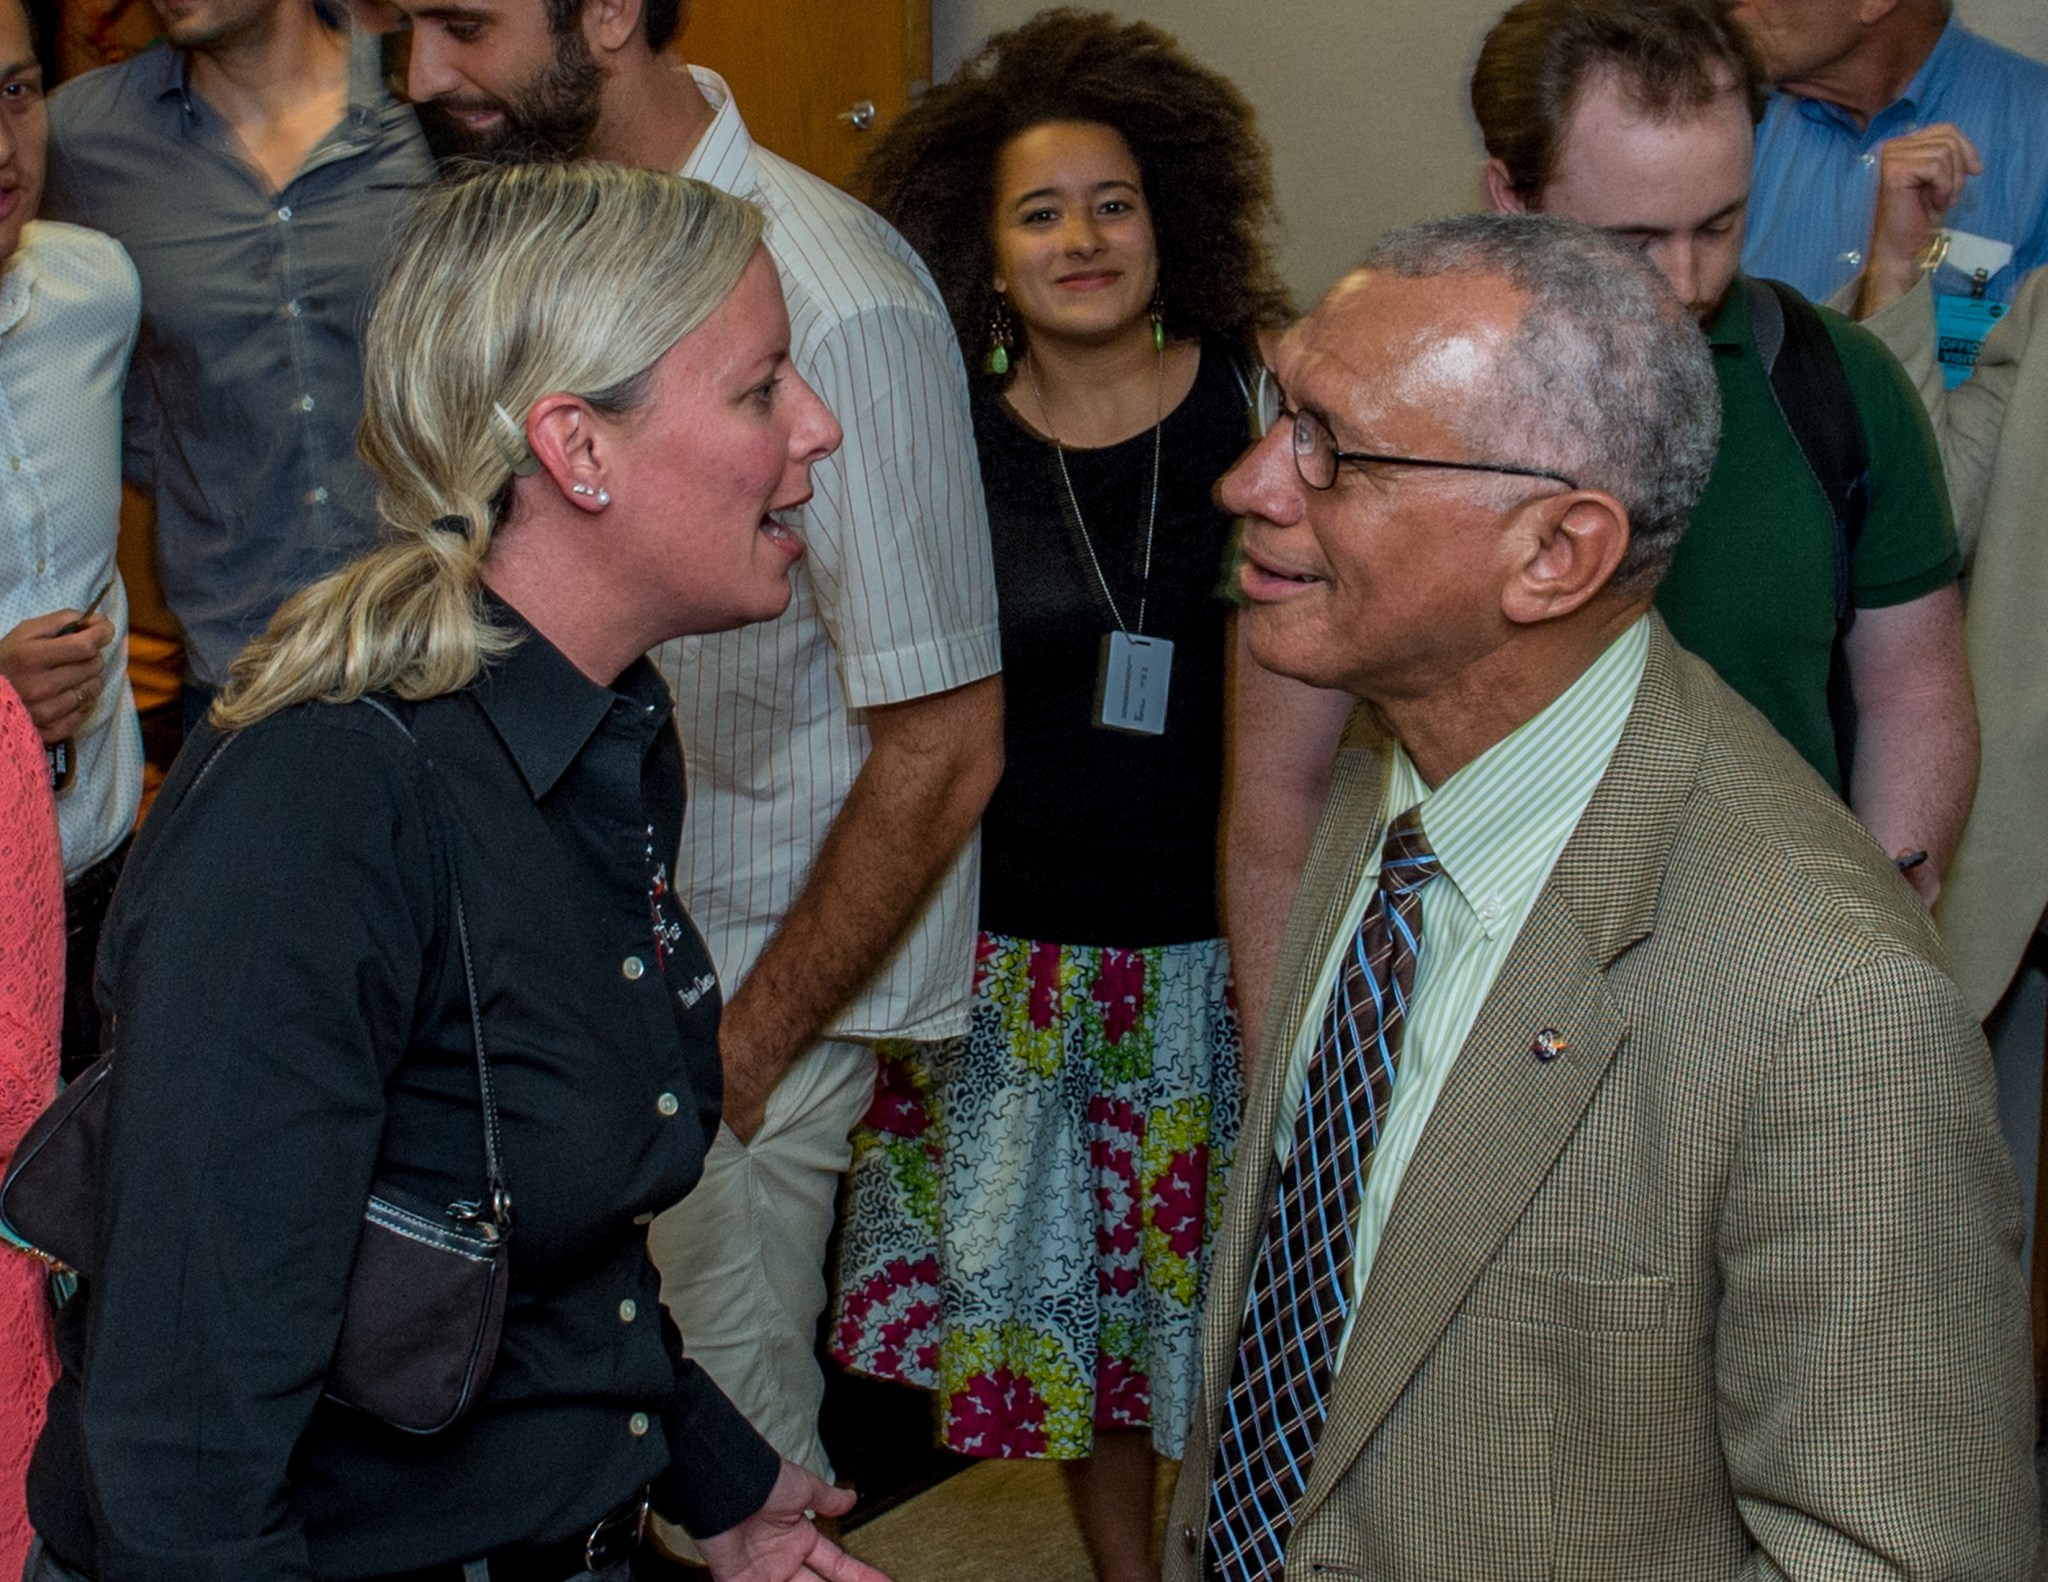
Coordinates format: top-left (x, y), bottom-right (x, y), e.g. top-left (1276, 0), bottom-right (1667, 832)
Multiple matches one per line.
top-left (44, 0), bottom-right (429, 726)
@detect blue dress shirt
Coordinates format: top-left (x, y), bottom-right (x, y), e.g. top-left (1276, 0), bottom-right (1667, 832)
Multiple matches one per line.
top-left (1744, 16), bottom-right (2048, 306)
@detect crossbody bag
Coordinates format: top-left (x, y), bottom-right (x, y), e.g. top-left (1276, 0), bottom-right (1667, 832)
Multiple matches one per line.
top-left (0, 698), bottom-right (514, 1435)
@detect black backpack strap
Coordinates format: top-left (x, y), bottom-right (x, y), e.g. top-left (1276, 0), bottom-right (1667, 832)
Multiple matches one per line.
top-left (1743, 275), bottom-right (1871, 790)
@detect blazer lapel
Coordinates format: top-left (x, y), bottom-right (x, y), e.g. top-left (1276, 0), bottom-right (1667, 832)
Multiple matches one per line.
top-left (1295, 896), bottom-right (1626, 1517)
top-left (1292, 619), bottom-right (1705, 1523)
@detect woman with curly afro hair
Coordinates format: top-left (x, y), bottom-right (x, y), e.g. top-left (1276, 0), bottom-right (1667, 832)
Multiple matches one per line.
top-left (828, 12), bottom-right (1288, 1577)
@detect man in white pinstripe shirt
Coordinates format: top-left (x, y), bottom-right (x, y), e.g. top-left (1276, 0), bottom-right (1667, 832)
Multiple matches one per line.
top-left (393, 0), bottom-right (1005, 1512)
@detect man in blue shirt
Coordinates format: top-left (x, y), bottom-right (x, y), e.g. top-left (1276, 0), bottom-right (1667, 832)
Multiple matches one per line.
top-left (1737, 0), bottom-right (2048, 307)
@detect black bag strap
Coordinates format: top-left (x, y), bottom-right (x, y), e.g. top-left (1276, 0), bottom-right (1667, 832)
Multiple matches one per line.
top-left (1744, 275), bottom-right (1871, 787)
top-left (358, 696), bottom-right (511, 1234)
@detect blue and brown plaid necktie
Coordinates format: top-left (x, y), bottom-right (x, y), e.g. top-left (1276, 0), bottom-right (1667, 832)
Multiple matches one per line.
top-left (1206, 810), bottom-right (1440, 1580)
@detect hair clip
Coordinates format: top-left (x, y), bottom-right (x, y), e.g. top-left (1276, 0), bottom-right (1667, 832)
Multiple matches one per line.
top-left (431, 514), bottom-right (472, 537)
top-left (490, 401), bottom-right (542, 477)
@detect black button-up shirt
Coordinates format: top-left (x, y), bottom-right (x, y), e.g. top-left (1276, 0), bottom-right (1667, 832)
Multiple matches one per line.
top-left (29, 605), bottom-right (778, 1580)
top-left (44, 31), bottom-right (433, 685)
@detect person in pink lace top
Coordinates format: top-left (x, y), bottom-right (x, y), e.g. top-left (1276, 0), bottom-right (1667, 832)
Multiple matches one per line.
top-left (0, 675), bottom-right (64, 1579)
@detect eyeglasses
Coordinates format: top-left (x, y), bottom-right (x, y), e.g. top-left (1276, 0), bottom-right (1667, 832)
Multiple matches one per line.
top-left (1252, 366), bottom-right (1581, 493)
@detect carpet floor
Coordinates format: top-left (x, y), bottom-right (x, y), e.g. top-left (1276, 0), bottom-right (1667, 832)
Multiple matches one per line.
top-left (842, 1458), bottom-right (1178, 1582)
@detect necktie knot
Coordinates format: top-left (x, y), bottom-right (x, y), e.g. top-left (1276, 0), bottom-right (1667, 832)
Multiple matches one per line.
top-left (1378, 809), bottom-right (1439, 898)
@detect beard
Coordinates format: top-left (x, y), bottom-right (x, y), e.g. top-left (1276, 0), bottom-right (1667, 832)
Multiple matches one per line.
top-left (416, 28), bottom-right (604, 165)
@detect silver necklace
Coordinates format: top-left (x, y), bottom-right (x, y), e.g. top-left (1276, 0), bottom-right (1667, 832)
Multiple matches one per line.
top-left (1024, 339), bottom-right (1164, 634)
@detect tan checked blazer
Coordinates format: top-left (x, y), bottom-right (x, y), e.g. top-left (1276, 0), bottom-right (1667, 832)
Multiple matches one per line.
top-left (1167, 619), bottom-right (2037, 1580)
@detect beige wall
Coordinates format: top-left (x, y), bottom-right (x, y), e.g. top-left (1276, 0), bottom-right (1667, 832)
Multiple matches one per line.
top-left (931, 0), bottom-right (2048, 307)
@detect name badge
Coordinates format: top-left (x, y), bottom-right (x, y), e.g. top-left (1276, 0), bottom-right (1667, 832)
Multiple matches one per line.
top-left (1096, 631), bottom-right (1173, 735)
top-left (1940, 228), bottom-right (2014, 285)
top-left (1934, 293), bottom-right (2009, 389)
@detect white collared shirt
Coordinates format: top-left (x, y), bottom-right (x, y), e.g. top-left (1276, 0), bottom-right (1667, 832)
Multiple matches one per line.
top-left (0, 221), bottom-right (142, 877)
top-left (655, 68), bottom-right (1000, 1039)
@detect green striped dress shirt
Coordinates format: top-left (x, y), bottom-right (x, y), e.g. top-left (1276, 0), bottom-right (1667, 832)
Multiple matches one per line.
top-left (1271, 616), bottom-right (1650, 1363)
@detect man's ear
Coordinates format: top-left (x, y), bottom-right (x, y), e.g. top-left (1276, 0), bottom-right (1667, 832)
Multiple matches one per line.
top-left (585, 0), bottom-right (642, 56)
top-left (526, 393), bottom-right (611, 513)
top-left (1483, 159), bottom-right (1529, 215)
top-left (1501, 490), bottom-right (1631, 625)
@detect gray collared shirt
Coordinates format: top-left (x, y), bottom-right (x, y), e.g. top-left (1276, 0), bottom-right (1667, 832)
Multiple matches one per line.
top-left (45, 30), bottom-right (431, 683)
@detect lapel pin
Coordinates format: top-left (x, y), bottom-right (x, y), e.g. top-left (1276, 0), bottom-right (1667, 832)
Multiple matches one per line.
top-left (1532, 1028), bottom-right (1568, 1062)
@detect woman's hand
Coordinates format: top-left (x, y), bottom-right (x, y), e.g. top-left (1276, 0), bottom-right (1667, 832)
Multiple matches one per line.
top-left (695, 1459), bottom-right (894, 1582)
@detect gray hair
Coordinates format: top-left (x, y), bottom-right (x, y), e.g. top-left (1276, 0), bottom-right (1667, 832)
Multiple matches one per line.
top-left (1358, 211), bottom-right (1719, 597)
top-left (215, 163), bottom-right (766, 728)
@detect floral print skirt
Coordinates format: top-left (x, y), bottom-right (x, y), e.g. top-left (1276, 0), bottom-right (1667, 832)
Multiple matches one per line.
top-left (830, 931), bottom-right (1241, 1459)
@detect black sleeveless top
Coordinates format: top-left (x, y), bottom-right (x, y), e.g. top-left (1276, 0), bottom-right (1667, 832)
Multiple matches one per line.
top-left (974, 338), bottom-right (1251, 947)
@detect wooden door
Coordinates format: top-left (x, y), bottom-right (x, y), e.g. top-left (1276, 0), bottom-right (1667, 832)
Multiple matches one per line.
top-left (674, 0), bottom-right (929, 193)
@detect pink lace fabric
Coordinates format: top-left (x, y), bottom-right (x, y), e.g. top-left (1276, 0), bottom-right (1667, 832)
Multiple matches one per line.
top-left (0, 679), bottom-right (64, 1577)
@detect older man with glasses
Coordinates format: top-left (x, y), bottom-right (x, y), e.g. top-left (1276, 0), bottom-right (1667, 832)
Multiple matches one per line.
top-left (1167, 211), bottom-right (2035, 1582)
top-left (1223, 0), bottom-right (1975, 1055)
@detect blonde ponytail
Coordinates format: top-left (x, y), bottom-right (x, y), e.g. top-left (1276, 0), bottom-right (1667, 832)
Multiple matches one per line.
top-left (213, 162), bottom-right (766, 729)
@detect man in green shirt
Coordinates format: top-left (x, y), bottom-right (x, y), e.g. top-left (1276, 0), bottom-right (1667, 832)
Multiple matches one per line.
top-left (1472, 0), bottom-right (1971, 872)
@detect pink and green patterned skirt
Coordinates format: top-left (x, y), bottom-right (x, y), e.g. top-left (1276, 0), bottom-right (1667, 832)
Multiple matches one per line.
top-left (830, 931), bottom-right (1241, 1459)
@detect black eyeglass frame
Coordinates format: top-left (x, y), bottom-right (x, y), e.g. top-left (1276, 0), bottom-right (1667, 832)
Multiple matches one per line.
top-left (1252, 366), bottom-right (1581, 494)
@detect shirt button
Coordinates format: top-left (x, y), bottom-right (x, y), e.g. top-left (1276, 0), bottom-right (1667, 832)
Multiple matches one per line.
top-left (628, 1411), bottom-right (650, 1437)
top-left (656, 1091), bottom-right (680, 1117)
top-left (618, 1298), bottom-right (638, 1323)
top-left (296, 394), bottom-right (315, 413)
top-left (622, 954), bottom-right (645, 981)
top-left (1840, 249), bottom-right (1863, 266)
top-left (8, 456), bottom-right (18, 471)
top-left (632, 1209), bottom-right (655, 1225)
top-left (1180, 1522), bottom-right (1198, 1555)
top-left (277, 205), bottom-right (293, 222)
top-left (305, 486), bottom-right (329, 506)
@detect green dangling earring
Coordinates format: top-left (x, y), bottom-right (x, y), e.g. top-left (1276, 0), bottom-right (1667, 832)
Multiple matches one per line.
top-left (1151, 287), bottom-right (1166, 352)
top-left (986, 293), bottom-right (1014, 376)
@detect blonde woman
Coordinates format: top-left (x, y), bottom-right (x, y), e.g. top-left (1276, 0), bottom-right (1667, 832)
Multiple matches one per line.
top-left (22, 164), bottom-right (885, 1582)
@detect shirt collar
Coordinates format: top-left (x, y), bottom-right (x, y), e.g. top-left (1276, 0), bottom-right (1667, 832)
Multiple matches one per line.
top-left (471, 593), bottom-right (673, 800)
top-left (150, 21), bottom-right (386, 128)
top-left (1895, 11), bottom-right (1964, 118)
top-left (1381, 616), bottom-right (1650, 937)
top-left (343, 25), bottom-right (386, 129)
top-left (1793, 11), bottom-right (1960, 135)
top-left (677, 64), bottom-right (759, 194)
top-left (0, 234), bottom-right (37, 338)
top-left (1704, 274), bottom-right (1751, 353)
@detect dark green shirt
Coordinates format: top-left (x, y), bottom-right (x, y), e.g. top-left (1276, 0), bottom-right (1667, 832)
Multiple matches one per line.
top-left (1655, 277), bottom-right (1961, 792)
